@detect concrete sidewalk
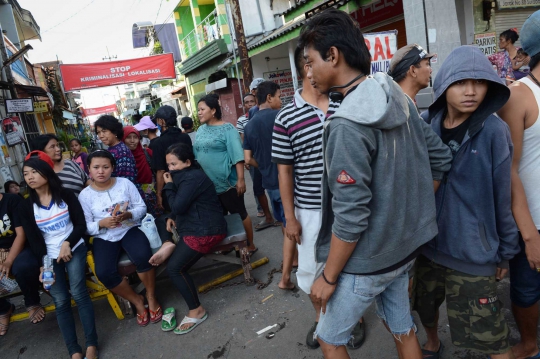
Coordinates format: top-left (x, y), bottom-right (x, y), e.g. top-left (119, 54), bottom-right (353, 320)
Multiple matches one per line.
top-left (0, 178), bottom-right (529, 358)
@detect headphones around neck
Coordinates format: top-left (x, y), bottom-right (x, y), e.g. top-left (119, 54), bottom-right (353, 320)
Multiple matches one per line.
top-left (328, 74), bottom-right (366, 102)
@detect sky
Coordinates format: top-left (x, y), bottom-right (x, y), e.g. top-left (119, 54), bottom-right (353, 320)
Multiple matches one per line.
top-left (18, 0), bottom-right (179, 109)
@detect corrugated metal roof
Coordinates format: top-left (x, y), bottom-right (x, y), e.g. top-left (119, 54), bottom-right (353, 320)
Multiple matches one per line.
top-left (248, 16), bottom-right (306, 50)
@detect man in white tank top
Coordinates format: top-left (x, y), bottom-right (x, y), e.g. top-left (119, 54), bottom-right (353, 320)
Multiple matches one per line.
top-left (498, 10), bottom-right (540, 359)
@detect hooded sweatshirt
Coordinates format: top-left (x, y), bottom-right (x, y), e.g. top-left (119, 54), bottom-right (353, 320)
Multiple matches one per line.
top-left (316, 72), bottom-right (452, 274)
top-left (422, 46), bottom-right (519, 276)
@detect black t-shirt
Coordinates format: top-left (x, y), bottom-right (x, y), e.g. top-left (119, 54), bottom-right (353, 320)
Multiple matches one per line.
top-left (151, 127), bottom-right (193, 171)
top-left (243, 109), bottom-right (280, 190)
top-left (441, 117), bottom-right (472, 155)
top-left (0, 193), bottom-right (22, 249)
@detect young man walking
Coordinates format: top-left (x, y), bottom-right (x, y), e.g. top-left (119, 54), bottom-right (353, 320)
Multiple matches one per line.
top-left (272, 45), bottom-right (364, 351)
top-left (243, 81), bottom-right (294, 289)
top-left (388, 44), bottom-right (434, 101)
top-left (299, 9), bottom-right (452, 359)
top-left (498, 10), bottom-right (540, 359)
top-left (237, 93), bottom-right (275, 226)
top-left (414, 46), bottom-right (519, 359)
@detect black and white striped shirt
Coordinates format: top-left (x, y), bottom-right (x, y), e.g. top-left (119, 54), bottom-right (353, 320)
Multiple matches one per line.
top-left (271, 90), bottom-right (340, 209)
top-left (57, 160), bottom-right (88, 197)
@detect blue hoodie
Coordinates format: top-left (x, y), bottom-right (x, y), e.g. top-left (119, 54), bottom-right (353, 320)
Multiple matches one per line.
top-left (422, 46), bottom-right (519, 276)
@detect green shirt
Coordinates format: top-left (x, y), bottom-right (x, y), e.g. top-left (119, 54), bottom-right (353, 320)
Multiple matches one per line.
top-left (193, 123), bottom-right (244, 194)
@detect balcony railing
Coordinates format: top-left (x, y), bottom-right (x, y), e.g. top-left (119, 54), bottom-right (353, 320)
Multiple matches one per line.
top-left (180, 10), bottom-right (221, 59)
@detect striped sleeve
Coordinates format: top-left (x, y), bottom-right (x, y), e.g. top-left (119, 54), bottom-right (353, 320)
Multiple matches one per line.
top-left (271, 103), bottom-right (295, 165)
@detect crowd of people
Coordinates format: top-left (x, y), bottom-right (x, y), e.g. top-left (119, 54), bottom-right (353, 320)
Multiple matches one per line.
top-left (0, 7), bottom-right (540, 359)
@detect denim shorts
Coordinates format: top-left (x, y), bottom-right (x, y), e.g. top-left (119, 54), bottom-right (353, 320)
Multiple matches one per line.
top-left (510, 232), bottom-right (540, 308)
top-left (266, 188), bottom-right (285, 226)
top-left (315, 260), bottom-right (415, 346)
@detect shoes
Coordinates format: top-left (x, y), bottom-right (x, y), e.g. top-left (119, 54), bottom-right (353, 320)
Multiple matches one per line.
top-left (306, 322), bottom-right (320, 349)
top-left (347, 321), bottom-right (366, 350)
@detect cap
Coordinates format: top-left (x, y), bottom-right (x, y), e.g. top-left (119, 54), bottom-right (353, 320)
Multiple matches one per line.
top-left (133, 116), bottom-right (157, 131)
top-left (154, 105), bottom-right (177, 124)
top-left (180, 116), bottom-right (193, 129)
top-left (249, 78), bottom-right (265, 91)
top-left (388, 44), bottom-right (435, 80)
top-left (521, 10), bottom-right (540, 57)
top-left (24, 150), bottom-right (54, 169)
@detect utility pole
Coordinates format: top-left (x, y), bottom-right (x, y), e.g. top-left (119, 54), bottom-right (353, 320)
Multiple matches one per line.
top-left (102, 47), bottom-right (124, 116)
top-left (227, 0), bottom-right (253, 95)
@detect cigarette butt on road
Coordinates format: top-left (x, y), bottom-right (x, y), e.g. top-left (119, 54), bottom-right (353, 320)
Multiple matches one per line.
top-left (261, 294), bottom-right (274, 303)
top-left (256, 324), bottom-right (278, 335)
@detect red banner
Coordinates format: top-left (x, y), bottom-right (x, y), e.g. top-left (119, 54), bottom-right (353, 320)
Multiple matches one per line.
top-left (59, 53), bottom-right (176, 92)
top-left (82, 104), bottom-right (118, 117)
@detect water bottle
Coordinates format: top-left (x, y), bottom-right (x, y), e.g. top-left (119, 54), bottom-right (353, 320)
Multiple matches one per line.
top-left (42, 255), bottom-right (54, 290)
top-left (0, 276), bottom-right (18, 295)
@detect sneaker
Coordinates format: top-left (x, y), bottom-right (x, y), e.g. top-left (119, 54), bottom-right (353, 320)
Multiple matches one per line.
top-left (306, 322), bottom-right (320, 349)
top-left (347, 321), bottom-right (365, 350)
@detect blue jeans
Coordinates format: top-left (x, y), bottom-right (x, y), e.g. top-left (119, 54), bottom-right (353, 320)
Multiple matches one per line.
top-left (93, 227), bottom-right (153, 288)
top-left (315, 260), bottom-right (415, 345)
top-left (167, 239), bottom-right (203, 310)
top-left (10, 246), bottom-right (42, 308)
top-left (510, 232), bottom-right (540, 308)
top-left (49, 244), bottom-right (98, 356)
top-left (266, 188), bottom-right (285, 226)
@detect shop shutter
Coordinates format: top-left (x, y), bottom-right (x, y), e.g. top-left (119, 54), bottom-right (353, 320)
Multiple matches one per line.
top-left (494, 8), bottom-right (537, 49)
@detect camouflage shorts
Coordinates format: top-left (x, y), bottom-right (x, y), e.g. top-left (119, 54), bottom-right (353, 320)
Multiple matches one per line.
top-left (412, 255), bottom-right (509, 354)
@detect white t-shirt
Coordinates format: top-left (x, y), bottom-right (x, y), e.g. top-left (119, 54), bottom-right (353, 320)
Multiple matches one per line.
top-left (34, 200), bottom-right (83, 259)
top-left (79, 177), bottom-right (147, 242)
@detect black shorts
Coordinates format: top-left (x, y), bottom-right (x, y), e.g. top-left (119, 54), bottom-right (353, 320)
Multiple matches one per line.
top-left (218, 187), bottom-right (248, 220)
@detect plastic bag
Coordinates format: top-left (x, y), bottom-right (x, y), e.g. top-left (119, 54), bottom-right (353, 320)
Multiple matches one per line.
top-left (139, 213), bottom-right (161, 249)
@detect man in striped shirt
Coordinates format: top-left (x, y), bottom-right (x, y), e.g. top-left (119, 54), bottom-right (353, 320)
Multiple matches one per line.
top-left (271, 46), bottom-right (364, 351)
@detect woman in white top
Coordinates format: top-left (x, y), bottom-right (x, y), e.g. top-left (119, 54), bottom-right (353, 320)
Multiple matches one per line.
top-left (79, 150), bottom-right (161, 327)
top-left (20, 151), bottom-right (98, 359)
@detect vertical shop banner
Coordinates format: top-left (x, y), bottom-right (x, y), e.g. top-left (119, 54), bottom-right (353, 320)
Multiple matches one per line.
top-left (81, 104), bottom-right (118, 117)
top-left (263, 70), bottom-right (302, 105)
top-left (59, 53), bottom-right (176, 92)
top-left (364, 31), bottom-right (398, 74)
top-left (475, 33), bottom-right (497, 56)
top-left (2, 116), bottom-right (25, 146)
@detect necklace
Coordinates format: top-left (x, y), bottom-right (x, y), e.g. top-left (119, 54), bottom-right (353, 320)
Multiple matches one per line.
top-left (529, 73), bottom-right (540, 88)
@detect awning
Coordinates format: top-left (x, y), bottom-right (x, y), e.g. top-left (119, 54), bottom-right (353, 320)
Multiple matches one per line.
top-left (14, 84), bottom-right (48, 97)
top-left (171, 83), bottom-right (186, 95)
top-left (205, 78), bottom-right (227, 92)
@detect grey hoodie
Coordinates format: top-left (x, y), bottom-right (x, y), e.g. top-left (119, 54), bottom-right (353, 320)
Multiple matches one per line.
top-left (316, 72), bottom-right (452, 274)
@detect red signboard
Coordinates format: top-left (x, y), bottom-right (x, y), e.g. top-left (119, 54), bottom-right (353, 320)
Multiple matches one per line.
top-left (82, 104), bottom-right (118, 117)
top-left (351, 0), bottom-right (403, 29)
top-left (59, 53), bottom-right (176, 92)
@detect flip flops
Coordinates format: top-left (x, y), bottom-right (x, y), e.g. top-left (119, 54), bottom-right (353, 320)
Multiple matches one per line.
top-left (149, 306), bottom-right (162, 323)
top-left (161, 308), bottom-right (176, 332)
top-left (255, 221), bottom-right (274, 231)
top-left (173, 312), bottom-right (208, 335)
top-left (137, 307), bottom-right (150, 327)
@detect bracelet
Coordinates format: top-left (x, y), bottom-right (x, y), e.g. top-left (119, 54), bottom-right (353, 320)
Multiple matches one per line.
top-left (322, 271), bottom-right (338, 285)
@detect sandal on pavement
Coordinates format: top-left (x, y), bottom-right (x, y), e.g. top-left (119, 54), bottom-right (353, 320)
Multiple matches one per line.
top-left (248, 248), bottom-right (258, 257)
top-left (173, 313), bottom-right (208, 335)
top-left (346, 321), bottom-right (365, 350)
top-left (422, 342), bottom-right (444, 359)
top-left (256, 211), bottom-right (265, 218)
top-left (27, 305), bottom-right (45, 325)
top-left (137, 307), bottom-right (150, 327)
top-left (255, 221), bottom-right (274, 231)
top-left (161, 307), bottom-right (176, 332)
top-left (0, 303), bottom-right (15, 336)
top-left (149, 305), bottom-right (162, 323)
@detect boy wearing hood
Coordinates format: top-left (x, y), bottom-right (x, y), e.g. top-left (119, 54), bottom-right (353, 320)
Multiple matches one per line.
top-left (301, 9), bottom-right (452, 359)
top-left (414, 46), bottom-right (519, 359)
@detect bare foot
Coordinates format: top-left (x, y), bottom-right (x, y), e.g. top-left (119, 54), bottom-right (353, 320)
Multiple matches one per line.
top-left (146, 294), bottom-right (159, 313)
top-left (71, 353), bottom-right (83, 359)
top-left (278, 278), bottom-right (295, 290)
top-left (512, 343), bottom-right (539, 359)
top-left (149, 242), bottom-right (176, 266)
top-left (86, 346), bottom-right (98, 359)
top-left (28, 305), bottom-right (45, 324)
top-left (179, 307), bottom-right (206, 331)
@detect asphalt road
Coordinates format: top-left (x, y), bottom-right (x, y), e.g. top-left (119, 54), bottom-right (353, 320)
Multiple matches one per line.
top-left (0, 176), bottom-right (534, 358)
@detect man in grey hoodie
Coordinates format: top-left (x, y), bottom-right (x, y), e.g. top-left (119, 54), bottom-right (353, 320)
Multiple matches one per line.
top-left (414, 46), bottom-right (519, 359)
top-left (300, 9), bottom-right (452, 359)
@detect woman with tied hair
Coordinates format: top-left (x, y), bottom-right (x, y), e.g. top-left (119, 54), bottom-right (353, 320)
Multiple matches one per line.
top-left (19, 151), bottom-right (98, 359)
top-left (122, 126), bottom-right (162, 218)
top-left (488, 28), bottom-right (521, 83)
top-left (193, 94), bottom-right (257, 254)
